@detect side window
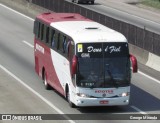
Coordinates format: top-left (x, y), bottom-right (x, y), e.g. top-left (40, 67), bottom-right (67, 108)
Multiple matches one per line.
top-left (66, 39), bottom-right (71, 57)
top-left (48, 28), bottom-right (52, 46)
top-left (43, 25), bottom-right (46, 42)
top-left (54, 32), bottom-right (60, 50)
top-left (65, 38), bottom-right (75, 59)
top-left (46, 26), bottom-right (49, 44)
top-left (59, 34), bottom-right (63, 52)
top-left (62, 36), bottom-right (67, 53)
top-left (40, 23), bottom-right (44, 41)
top-left (50, 29), bottom-right (55, 48)
top-left (37, 22), bottom-right (41, 39)
top-left (33, 20), bottom-right (38, 37)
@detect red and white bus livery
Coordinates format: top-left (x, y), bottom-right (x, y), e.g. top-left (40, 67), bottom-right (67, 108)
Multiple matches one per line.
top-left (33, 13), bottom-right (138, 107)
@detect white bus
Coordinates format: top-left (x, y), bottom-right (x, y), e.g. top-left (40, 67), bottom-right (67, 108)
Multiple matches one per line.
top-left (34, 13), bottom-right (138, 107)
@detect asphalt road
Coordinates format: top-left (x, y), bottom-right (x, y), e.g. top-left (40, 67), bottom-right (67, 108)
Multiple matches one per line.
top-left (0, 3), bottom-right (160, 123)
top-left (68, 0), bottom-right (160, 34)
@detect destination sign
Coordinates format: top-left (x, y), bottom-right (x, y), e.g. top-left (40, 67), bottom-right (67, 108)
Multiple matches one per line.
top-left (76, 42), bottom-right (129, 58)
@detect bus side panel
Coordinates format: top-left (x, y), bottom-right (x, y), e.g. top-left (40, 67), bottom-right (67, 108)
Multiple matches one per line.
top-left (34, 39), bottom-right (41, 77)
top-left (34, 40), bottom-right (65, 96)
top-left (46, 49), bottom-right (65, 96)
top-left (34, 42), bottom-right (38, 74)
top-left (50, 49), bottom-right (71, 96)
top-left (35, 56), bottom-right (39, 75)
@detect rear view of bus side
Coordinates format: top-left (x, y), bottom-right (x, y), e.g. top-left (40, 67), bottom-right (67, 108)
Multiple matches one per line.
top-left (33, 13), bottom-right (138, 107)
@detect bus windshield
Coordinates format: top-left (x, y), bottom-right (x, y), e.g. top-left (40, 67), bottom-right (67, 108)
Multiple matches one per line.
top-left (76, 42), bottom-right (131, 88)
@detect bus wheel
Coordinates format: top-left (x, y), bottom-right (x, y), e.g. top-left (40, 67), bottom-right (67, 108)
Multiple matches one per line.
top-left (43, 71), bottom-right (51, 90)
top-left (66, 88), bottom-right (76, 108)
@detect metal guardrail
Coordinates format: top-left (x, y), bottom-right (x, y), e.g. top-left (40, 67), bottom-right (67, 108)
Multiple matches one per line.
top-left (31, 0), bottom-right (160, 56)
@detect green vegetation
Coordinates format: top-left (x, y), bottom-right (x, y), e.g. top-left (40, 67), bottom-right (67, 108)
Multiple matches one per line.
top-left (141, 0), bottom-right (160, 9)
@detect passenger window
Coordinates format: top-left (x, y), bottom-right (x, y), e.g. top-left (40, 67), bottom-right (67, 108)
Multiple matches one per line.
top-left (43, 25), bottom-right (47, 42)
top-left (62, 36), bottom-right (67, 53)
top-left (65, 39), bottom-right (75, 59)
top-left (51, 30), bottom-right (55, 48)
top-left (46, 26), bottom-right (49, 43)
top-left (37, 22), bottom-right (41, 39)
top-left (40, 24), bottom-right (44, 41)
top-left (48, 28), bottom-right (52, 46)
top-left (54, 32), bottom-right (59, 50)
top-left (59, 34), bottom-right (63, 51)
top-left (33, 20), bottom-right (38, 38)
top-left (66, 40), bottom-right (71, 57)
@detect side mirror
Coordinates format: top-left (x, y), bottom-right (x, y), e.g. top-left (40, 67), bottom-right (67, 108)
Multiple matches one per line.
top-left (72, 55), bottom-right (78, 75)
top-left (130, 54), bottom-right (138, 73)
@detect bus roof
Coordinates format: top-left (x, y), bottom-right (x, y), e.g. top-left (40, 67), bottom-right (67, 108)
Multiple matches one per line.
top-left (36, 13), bottom-right (91, 24)
top-left (51, 21), bottom-right (127, 43)
top-left (37, 13), bottom-right (127, 43)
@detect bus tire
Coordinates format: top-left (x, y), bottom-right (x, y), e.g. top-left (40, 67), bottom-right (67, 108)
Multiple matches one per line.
top-left (43, 70), bottom-right (51, 90)
top-left (66, 86), bottom-right (76, 108)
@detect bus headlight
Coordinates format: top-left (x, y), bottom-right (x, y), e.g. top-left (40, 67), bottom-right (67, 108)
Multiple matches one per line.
top-left (77, 93), bottom-right (90, 98)
top-left (119, 92), bottom-right (130, 97)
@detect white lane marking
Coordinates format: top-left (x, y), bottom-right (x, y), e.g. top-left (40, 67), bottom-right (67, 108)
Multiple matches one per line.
top-left (100, 4), bottom-right (160, 26)
top-left (0, 4), bottom-right (34, 21)
top-left (23, 40), bottom-right (34, 48)
top-left (130, 106), bottom-right (147, 115)
top-left (1, 1), bottom-right (160, 116)
top-left (0, 64), bottom-right (75, 123)
top-left (0, 5), bottom-right (74, 122)
top-left (2, 2), bottom-right (160, 85)
top-left (24, 39), bottom-right (160, 85)
top-left (138, 70), bottom-right (160, 84)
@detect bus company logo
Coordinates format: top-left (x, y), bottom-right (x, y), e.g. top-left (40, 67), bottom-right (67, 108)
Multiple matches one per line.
top-left (78, 44), bottom-right (83, 52)
top-left (105, 46), bottom-right (121, 53)
top-left (87, 46), bottom-right (102, 53)
top-left (102, 93), bottom-right (106, 97)
top-left (95, 90), bottom-right (113, 94)
top-left (36, 44), bottom-right (44, 54)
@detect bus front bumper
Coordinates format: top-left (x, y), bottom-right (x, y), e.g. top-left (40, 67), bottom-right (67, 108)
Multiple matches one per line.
top-left (74, 96), bottom-right (129, 107)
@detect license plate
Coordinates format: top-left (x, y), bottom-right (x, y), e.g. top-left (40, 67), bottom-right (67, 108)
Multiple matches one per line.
top-left (100, 100), bottom-right (108, 104)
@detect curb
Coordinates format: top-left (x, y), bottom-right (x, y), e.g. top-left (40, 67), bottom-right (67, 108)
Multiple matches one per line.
top-left (0, 0), bottom-right (160, 72)
top-left (129, 44), bottom-right (160, 72)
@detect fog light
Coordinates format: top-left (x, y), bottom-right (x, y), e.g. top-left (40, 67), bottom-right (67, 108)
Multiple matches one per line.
top-left (124, 100), bottom-right (129, 103)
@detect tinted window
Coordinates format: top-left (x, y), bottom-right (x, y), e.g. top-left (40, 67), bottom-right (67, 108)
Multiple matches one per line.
top-left (37, 22), bottom-right (41, 39)
top-left (54, 32), bottom-right (60, 50)
top-left (46, 26), bottom-right (49, 43)
top-left (40, 24), bottom-right (44, 41)
top-left (50, 29), bottom-right (55, 48)
top-left (59, 34), bottom-right (63, 51)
